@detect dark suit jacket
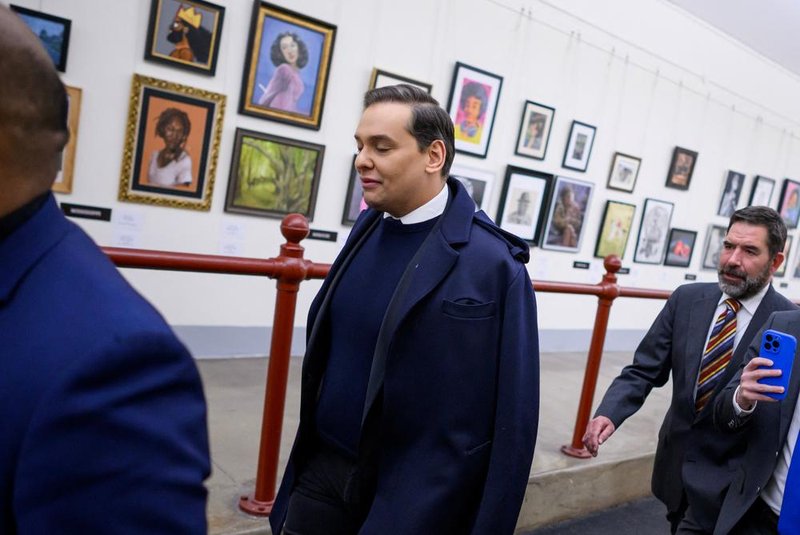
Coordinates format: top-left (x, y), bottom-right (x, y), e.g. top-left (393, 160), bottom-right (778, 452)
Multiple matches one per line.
top-left (0, 195), bottom-right (210, 534)
top-left (595, 282), bottom-right (794, 530)
top-left (713, 310), bottom-right (800, 535)
top-left (271, 178), bottom-right (540, 534)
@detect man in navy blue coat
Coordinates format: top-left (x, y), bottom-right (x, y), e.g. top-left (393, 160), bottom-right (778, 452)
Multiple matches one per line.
top-left (270, 85), bottom-right (540, 534)
top-left (0, 6), bottom-right (210, 533)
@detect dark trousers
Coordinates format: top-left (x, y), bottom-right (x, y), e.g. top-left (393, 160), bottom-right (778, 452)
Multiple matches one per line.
top-left (282, 447), bottom-right (370, 535)
top-left (668, 494), bottom-right (689, 534)
top-left (730, 498), bottom-right (778, 535)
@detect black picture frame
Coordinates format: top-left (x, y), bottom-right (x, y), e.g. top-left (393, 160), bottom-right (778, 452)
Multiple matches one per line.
top-left (144, 0), bottom-right (225, 76)
top-left (495, 166), bottom-right (553, 244)
top-left (778, 178), bottom-right (800, 229)
top-left (594, 200), bottom-right (637, 259)
top-left (239, 2), bottom-right (337, 130)
top-left (514, 100), bottom-right (555, 161)
top-left (541, 175), bottom-right (594, 252)
top-left (369, 68), bottom-right (432, 93)
top-left (717, 170), bottom-right (746, 217)
top-left (224, 128), bottom-right (324, 220)
top-left (663, 228), bottom-right (698, 268)
top-left (562, 120), bottom-right (596, 172)
top-left (10, 4), bottom-right (71, 72)
top-left (748, 175), bottom-right (776, 206)
top-left (342, 155), bottom-right (364, 226)
top-left (633, 198), bottom-right (674, 264)
top-left (701, 224), bottom-right (727, 270)
top-left (606, 152), bottom-right (641, 193)
top-left (446, 62), bottom-right (503, 158)
top-left (665, 146), bottom-right (698, 190)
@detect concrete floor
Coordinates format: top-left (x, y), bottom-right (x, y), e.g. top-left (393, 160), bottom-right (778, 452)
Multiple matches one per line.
top-left (199, 351), bottom-right (672, 534)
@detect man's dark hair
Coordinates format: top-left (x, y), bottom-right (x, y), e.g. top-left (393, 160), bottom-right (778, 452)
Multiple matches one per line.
top-left (459, 82), bottom-right (488, 114)
top-left (728, 205), bottom-right (787, 258)
top-left (155, 108), bottom-right (191, 139)
top-left (363, 84), bottom-right (455, 178)
top-left (270, 32), bottom-right (309, 68)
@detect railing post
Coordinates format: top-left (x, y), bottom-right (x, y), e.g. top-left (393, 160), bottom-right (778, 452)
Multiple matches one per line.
top-left (561, 255), bottom-right (622, 458)
top-left (239, 214), bottom-right (311, 516)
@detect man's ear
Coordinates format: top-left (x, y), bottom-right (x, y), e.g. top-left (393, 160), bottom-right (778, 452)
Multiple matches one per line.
top-left (425, 139), bottom-right (446, 175)
top-left (771, 251), bottom-right (785, 274)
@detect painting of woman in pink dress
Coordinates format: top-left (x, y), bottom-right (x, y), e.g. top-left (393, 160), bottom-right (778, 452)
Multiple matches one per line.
top-left (258, 32), bottom-right (307, 113)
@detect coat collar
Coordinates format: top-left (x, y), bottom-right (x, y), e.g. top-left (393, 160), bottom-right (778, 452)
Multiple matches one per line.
top-left (0, 194), bottom-right (70, 304)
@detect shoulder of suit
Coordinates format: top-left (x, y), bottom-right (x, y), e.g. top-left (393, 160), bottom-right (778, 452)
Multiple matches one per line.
top-left (472, 211), bottom-right (530, 264)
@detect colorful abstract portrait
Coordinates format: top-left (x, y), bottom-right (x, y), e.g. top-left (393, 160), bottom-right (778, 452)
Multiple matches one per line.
top-left (446, 62), bottom-right (503, 158)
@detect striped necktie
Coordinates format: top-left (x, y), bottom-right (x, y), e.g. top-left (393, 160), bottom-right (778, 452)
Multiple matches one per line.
top-left (695, 298), bottom-right (741, 412)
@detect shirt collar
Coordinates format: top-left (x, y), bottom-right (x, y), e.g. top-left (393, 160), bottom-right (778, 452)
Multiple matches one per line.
top-left (383, 183), bottom-right (449, 224)
top-left (720, 281), bottom-right (770, 316)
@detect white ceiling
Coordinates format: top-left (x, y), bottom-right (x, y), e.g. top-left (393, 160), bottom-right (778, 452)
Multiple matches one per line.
top-left (667, 0), bottom-right (800, 77)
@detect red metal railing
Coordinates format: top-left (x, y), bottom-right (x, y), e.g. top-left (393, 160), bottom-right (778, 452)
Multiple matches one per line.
top-left (102, 214), bottom-right (671, 515)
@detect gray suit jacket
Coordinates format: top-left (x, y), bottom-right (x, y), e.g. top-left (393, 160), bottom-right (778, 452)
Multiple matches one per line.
top-left (713, 309), bottom-right (800, 535)
top-left (595, 282), bottom-right (795, 530)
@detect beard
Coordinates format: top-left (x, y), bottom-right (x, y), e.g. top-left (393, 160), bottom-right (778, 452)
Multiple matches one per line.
top-left (717, 262), bottom-right (772, 299)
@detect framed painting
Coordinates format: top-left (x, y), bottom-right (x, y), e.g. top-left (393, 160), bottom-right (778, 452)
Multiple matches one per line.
top-left (665, 146), bottom-right (698, 190)
top-left (118, 74), bottom-right (225, 211)
top-left (664, 228), bottom-right (698, 268)
top-left (717, 170), bottom-right (746, 217)
top-left (450, 164), bottom-right (496, 213)
top-left (342, 156), bottom-right (366, 226)
top-left (240, 2), bottom-right (336, 130)
top-left (633, 198), bottom-right (674, 264)
top-left (594, 200), bottom-right (636, 259)
top-left (562, 120), bottom-right (596, 172)
top-left (446, 62), bottom-right (503, 158)
top-left (514, 100), bottom-right (555, 160)
top-left (701, 224), bottom-right (728, 270)
top-left (10, 4), bottom-right (71, 72)
top-left (495, 167), bottom-right (552, 244)
top-left (368, 68), bottom-right (432, 93)
top-left (607, 152), bottom-right (641, 193)
top-left (52, 85), bottom-right (82, 194)
top-left (542, 175), bottom-right (594, 252)
top-left (778, 178), bottom-right (800, 229)
top-left (749, 175), bottom-right (776, 207)
top-left (144, 0), bottom-right (225, 75)
top-left (792, 243), bottom-right (800, 278)
top-left (775, 235), bottom-right (793, 277)
top-left (225, 128), bottom-right (324, 220)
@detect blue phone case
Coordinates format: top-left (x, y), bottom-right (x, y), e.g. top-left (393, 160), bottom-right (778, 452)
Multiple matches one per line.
top-left (758, 329), bottom-right (797, 400)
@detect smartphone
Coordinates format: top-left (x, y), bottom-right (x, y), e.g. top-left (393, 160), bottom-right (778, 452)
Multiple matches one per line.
top-left (758, 329), bottom-right (797, 400)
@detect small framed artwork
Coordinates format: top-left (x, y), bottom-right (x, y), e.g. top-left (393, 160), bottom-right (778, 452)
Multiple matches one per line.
top-left (144, 0), bottom-right (225, 75)
top-left (495, 167), bottom-right (552, 244)
top-left (10, 5), bottom-right (71, 72)
top-left (118, 74), bottom-right (225, 211)
top-left (368, 68), bottom-right (432, 93)
top-left (594, 201), bottom-right (636, 259)
top-left (450, 164), bottom-right (496, 213)
top-left (514, 100), bottom-right (555, 160)
top-left (240, 2), bottom-right (337, 130)
top-left (342, 156), bottom-right (366, 226)
top-left (52, 85), bottom-right (82, 194)
top-left (633, 198), bottom-right (674, 264)
top-left (701, 224), bottom-right (728, 270)
top-left (665, 146), bottom-right (698, 190)
top-left (717, 170), bottom-right (746, 217)
top-left (225, 128), bottom-right (324, 220)
top-left (664, 228), bottom-right (698, 268)
top-left (607, 152), bottom-right (641, 193)
top-left (778, 178), bottom-right (800, 229)
top-left (542, 176), bottom-right (594, 252)
top-left (446, 62), bottom-right (503, 158)
top-left (775, 236), bottom-right (793, 277)
top-left (749, 175), bottom-right (776, 206)
top-left (792, 244), bottom-right (800, 278)
top-left (562, 120), bottom-right (596, 172)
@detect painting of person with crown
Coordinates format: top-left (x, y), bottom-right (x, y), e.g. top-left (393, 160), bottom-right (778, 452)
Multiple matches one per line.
top-left (144, 0), bottom-right (225, 75)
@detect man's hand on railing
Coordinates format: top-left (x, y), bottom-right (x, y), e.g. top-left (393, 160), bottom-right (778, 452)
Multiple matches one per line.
top-left (582, 415), bottom-right (616, 457)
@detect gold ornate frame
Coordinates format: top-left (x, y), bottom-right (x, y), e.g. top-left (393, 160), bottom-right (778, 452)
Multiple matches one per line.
top-left (118, 74), bottom-right (225, 211)
top-left (52, 85), bottom-right (82, 194)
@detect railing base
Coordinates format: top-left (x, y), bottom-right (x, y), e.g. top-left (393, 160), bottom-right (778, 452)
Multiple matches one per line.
top-left (238, 494), bottom-right (274, 516)
top-left (560, 444), bottom-right (593, 459)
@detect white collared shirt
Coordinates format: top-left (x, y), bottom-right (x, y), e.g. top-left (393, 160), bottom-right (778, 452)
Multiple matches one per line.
top-left (383, 183), bottom-right (449, 224)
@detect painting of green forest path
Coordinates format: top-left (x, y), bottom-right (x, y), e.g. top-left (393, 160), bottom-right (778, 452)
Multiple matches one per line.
top-left (225, 129), bottom-right (324, 219)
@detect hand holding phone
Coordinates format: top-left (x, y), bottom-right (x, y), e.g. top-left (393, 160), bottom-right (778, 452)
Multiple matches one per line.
top-left (757, 329), bottom-right (797, 401)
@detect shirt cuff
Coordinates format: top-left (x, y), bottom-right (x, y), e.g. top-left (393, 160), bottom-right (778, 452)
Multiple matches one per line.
top-left (733, 385), bottom-right (756, 415)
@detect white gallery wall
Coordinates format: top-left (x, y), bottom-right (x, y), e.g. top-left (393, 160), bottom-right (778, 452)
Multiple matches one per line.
top-left (12, 0), bottom-right (800, 355)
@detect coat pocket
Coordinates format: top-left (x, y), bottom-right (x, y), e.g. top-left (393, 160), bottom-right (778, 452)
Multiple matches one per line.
top-left (441, 298), bottom-right (496, 319)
